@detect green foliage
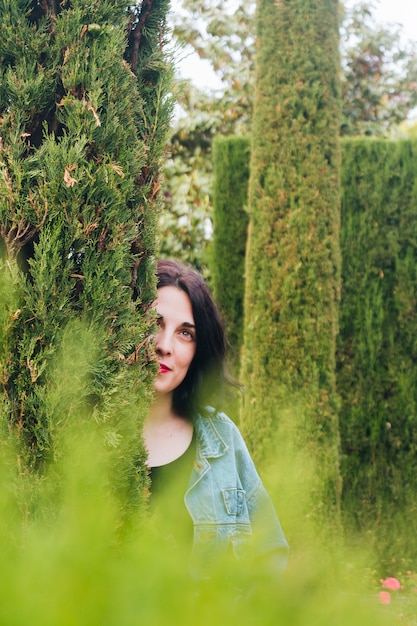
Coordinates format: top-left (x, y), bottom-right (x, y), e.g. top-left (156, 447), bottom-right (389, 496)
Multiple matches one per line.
top-left (160, 1), bottom-right (417, 270)
top-left (170, 0), bottom-right (417, 139)
top-left (0, 0), bottom-right (171, 508)
top-left (170, 0), bottom-right (255, 130)
top-left (340, 1), bottom-right (417, 136)
top-left (158, 83), bottom-right (241, 274)
top-left (338, 138), bottom-right (417, 568)
top-left (210, 136), bottom-right (250, 369)
top-left (0, 406), bottom-right (407, 626)
top-left (240, 0), bottom-right (342, 526)
top-left (160, 0), bottom-right (255, 270)
top-left (210, 134), bottom-right (417, 572)
top-left (158, 92), bottom-right (215, 274)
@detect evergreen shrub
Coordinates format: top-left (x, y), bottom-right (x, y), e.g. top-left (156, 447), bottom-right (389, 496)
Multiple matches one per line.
top-left (338, 138), bottom-right (417, 568)
top-left (211, 136), bottom-right (250, 372)
top-left (240, 0), bottom-right (342, 526)
top-left (211, 134), bottom-right (417, 567)
top-left (0, 0), bottom-right (171, 514)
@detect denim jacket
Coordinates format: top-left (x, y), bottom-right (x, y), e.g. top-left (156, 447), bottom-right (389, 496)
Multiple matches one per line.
top-left (185, 407), bottom-right (289, 578)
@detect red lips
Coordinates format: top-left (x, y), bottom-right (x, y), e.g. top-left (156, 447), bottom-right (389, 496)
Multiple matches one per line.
top-left (158, 363), bottom-right (171, 374)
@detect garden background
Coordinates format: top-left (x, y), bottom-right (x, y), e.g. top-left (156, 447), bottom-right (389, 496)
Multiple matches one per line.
top-left (1, 0), bottom-right (417, 624)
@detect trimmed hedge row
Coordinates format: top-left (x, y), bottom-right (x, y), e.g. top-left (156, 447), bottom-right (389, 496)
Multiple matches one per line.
top-left (338, 139), bottom-right (417, 566)
top-left (211, 136), bottom-right (251, 373)
top-left (238, 0), bottom-right (342, 526)
top-left (211, 136), bottom-right (417, 564)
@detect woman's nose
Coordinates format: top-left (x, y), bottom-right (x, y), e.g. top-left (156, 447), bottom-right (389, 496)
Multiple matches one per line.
top-left (155, 328), bottom-right (172, 354)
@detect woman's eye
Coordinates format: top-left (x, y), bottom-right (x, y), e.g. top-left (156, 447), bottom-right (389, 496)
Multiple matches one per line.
top-left (180, 329), bottom-right (195, 340)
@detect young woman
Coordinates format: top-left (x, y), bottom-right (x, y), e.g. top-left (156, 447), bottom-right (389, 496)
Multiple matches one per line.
top-left (143, 259), bottom-right (288, 578)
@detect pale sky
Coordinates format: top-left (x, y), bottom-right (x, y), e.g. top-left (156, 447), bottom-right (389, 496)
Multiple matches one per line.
top-left (174, 0), bottom-right (417, 89)
top-left (364, 0), bottom-right (416, 41)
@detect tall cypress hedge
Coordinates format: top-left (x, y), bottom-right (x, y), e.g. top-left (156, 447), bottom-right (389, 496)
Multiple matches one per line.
top-left (338, 139), bottom-right (417, 567)
top-left (240, 0), bottom-right (342, 524)
top-left (0, 0), bottom-right (171, 514)
top-left (211, 135), bottom-right (417, 565)
top-left (211, 136), bottom-right (250, 372)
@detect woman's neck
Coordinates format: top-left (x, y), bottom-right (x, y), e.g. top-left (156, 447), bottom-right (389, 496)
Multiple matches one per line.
top-left (144, 393), bottom-right (193, 467)
top-left (147, 391), bottom-right (174, 425)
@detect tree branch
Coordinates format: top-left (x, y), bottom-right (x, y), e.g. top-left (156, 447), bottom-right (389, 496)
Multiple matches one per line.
top-left (128, 0), bottom-right (154, 71)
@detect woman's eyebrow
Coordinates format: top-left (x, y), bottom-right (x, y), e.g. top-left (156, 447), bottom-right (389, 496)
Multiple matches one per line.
top-left (157, 315), bottom-right (195, 329)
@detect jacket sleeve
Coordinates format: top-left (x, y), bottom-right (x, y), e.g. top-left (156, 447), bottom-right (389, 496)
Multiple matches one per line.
top-left (231, 420), bottom-right (289, 573)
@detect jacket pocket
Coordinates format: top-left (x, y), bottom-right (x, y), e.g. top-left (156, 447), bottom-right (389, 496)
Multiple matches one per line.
top-left (222, 488), bottom-right (246, 516)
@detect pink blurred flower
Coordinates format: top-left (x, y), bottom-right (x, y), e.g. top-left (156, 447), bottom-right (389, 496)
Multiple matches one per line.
top-left (381, 577), bottom-right (401, 591)
top-left (379, 591), bottom-right (391, 605)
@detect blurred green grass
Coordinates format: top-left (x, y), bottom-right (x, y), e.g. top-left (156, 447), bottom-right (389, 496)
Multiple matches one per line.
top-left (1, 415), bottom-right (415, 626)
top-left (0, 278), bottom-right (416, 625)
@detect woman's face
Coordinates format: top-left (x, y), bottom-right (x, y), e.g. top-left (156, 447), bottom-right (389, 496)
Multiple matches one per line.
top-left (153, 286), bottom-right (197, 397)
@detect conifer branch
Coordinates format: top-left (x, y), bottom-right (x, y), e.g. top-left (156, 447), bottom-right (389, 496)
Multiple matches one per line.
top-left (128, 0), bottom-right (154, 71)
top-left (42, 0), bottom-right (58, 17)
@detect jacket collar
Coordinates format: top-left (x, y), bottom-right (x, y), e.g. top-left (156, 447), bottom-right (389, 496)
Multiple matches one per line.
top-left (194, 411), bottom-right (228, 460)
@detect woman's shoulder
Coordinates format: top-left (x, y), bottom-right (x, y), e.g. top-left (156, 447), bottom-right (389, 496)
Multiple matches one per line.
top-left (196, 407), bottom-right (259, 476)
top-left (196, 406), bottom-right (244, 442)
top-left (198, 405), bottom-right (235, 426)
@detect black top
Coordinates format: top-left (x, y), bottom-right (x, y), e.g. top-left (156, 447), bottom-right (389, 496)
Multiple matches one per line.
top-left (149, 433), bottom-right (196, 549)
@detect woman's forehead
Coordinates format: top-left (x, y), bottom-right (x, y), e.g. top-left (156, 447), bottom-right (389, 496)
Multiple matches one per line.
top-left (155, 286), bottom-right (195, 323)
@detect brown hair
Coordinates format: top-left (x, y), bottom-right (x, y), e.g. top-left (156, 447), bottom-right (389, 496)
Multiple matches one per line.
top-left (156, 259), bottom-right (228, 417)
